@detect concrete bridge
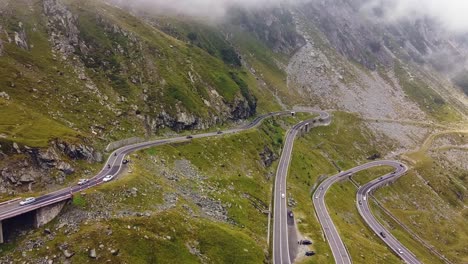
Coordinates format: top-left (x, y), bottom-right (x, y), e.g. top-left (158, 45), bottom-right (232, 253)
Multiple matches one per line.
top-left (0, 197), bottom-right (69, 243)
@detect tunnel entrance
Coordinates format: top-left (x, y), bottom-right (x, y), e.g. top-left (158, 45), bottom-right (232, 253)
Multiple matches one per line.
top-left (2, 210), bottom-right (36, 243)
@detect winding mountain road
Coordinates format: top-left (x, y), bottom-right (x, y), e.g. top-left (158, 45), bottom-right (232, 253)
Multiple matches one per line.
top-left (0, 110), bottom-right (322, 222)
top-left (0, 109), bottom-right (422, 264)
top-left (313, 160), bottom-right (421, 264)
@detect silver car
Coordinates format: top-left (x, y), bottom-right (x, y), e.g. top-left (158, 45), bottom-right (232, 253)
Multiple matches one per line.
top-left (78, 179), bottom-right (89, 185)
top-left (20, 197), bottom-right (36, 206)
top-left (103, 175), bottom-right (114, 182)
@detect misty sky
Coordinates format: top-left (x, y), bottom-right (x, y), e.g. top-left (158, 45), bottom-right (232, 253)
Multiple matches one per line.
top-left (365, 0), bottom-right (468, 32)
top-left (123, 0), bottom-right (468, 32)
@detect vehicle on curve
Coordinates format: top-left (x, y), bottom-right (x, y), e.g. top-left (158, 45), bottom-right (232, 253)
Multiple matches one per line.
top-left (358, 200), bottom-right (362, 205)
top-left (122, 159), bottom-right (129, 164)
top-left (380, 232), bottom-right (386, 238)
top-left (186, 135), bottom-right (193, 139)
top-left (305, 251), bottom-right (315, 256)
top-left (78, 179), bottom-right (89, 185)
top-left (217, 131), bottom-right (223, 135)
top-left (302, 240), bottom-right (312, 245)
top-left (363, 196), bottom-right (367, 201)
top-left (103, 174), bottom-right (115, 182)
top-left (20, 197), bottom-right (36, 206)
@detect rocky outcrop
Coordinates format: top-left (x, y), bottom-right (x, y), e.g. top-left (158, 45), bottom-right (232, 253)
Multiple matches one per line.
top-left (144, 93), bottom-right (256, 132)
top-left (259, 146), bottom-right (277, 167)
top-left (0, 139), bottom-right (101, 195)
top-left (43, 0), bottom-right (80, 56)
top-left (52, 140), bottom-right (102, 163)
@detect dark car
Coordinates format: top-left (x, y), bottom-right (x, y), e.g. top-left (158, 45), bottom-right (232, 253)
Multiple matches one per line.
top-left (288, 211), bottom-right (294, 218)
top-left (122, 159), bottom-right (129, 164)
top-left (305, 251), bottom-right (315, 256)
top-left (380, 232), bottom-right (386, 238)
top-left (186, 135), bottom-right (193, 139)
top-left (217, 131), bottom-right (223, 135)
top-left (302, 240), bottom-right (312, 245)
top-left (358, 200), bottom-right (362, 205)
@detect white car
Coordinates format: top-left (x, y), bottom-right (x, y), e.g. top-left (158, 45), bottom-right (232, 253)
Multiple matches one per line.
top-left (78, 179), bottom-right (89, 185)
top-left (281, 193), bottom-right (285, 199)
top-left (397, 248), bottom-right (403, 254)
top-left (103, 175), bottom-right (115, 182)
top-left (20, 197), bottom-right (36, 206)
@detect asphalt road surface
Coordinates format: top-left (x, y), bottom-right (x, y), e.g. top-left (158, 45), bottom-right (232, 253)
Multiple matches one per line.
top-left (272, 111), bottom-right (331, 264)
top-left (313, 160), bottom-right (421, 264)
top-left (0, 110), bottom-right (324, 223)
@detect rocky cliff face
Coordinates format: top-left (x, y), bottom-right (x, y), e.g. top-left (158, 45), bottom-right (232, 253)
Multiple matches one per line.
top-left (0, 139), bottom-right (101, 195)
top-left (285, 0), bottom-right (467, 150)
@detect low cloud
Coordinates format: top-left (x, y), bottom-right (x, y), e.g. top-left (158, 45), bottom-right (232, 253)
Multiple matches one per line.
top-left (113, 0), bottom-right (468, 33)
top-left (362, 0), bottom-right (468, 33)
top-left (112, 0), bottom-right (289, 19)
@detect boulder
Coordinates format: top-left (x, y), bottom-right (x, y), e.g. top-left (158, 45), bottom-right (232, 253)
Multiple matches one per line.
top-left (19, 174), bottom-right (35, 183)
top-left (63, 249), bottom-right (75, 259)
top-left (0, 91), bottom-right (9, 100)
top-left (89, 248), bottom-right (97, 258)
top-left (57, 161), bottom-right (75, 175)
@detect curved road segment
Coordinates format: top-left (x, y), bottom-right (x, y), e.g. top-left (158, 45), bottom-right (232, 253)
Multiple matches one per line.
top-left (272, 111), bottom-right (331, 264)
top-left (313, 160), bottom-right (421, 264)
top-left (357, 162), bottom-right (421, 264)
top-left (0, 110), bottom-right (323, 222)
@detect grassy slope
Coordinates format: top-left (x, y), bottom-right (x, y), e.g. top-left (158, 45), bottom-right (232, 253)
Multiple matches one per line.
top-left (139, 14), bottom-right (284, 114)
top-left (394, 63), bottom-right (462, 123)
top-left (0, 0), bottom-right (282, 149)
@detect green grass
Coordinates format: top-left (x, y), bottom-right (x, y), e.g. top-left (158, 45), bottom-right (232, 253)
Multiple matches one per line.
top-left (19, 209), bottom-right (263, 263)
top-left (72, 194), bottom-right (87, 208)
top-left (0, 99), bottom-right (79, 147)
top-left (394, 63), bottom-right (462, 123)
